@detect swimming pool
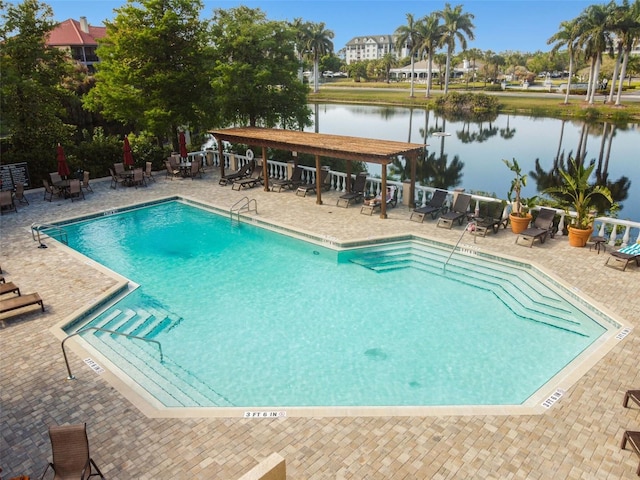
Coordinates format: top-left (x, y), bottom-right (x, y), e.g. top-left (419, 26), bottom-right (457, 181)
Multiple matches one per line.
top-left (59, 199), bottom-right (618, 412)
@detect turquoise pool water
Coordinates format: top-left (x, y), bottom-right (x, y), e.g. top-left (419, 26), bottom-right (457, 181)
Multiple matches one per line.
top-left (62, 200), bottom-right (608, 408)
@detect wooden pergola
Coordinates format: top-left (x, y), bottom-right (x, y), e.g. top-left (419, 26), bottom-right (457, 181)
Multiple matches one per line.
top-left (210, 127), bottom-right (426, 219)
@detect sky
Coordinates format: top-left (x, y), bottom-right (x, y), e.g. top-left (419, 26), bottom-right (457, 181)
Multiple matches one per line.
top-left (43, 0), bottom-right (597, 54)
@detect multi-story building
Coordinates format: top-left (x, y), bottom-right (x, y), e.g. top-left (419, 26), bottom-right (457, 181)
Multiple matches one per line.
top-left (46, 16), bottom-right (106, 73)
top-left (343, 35), bottom-right (411, 64)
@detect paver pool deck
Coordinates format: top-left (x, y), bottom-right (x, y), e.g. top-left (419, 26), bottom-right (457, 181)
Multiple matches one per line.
top-left (1, 170), bottom-right (638, 479)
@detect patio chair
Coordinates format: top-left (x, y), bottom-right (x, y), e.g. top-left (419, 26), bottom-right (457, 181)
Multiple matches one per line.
top-left (69, 179), bottom-right (85, 202)
top-left (40, 423), bottom-right (105, 480)
top-left (515, 208), bottom-right (556, 247)
top-left (232, 168), bottom-right (262, 190)
top-left (144, 161), bottom-right (155, 183)
top-left (50, 172), bottom-right (62, 184)
top-left (623, 390), bottom-right (640, 408)
top-left (436, 193), bottom-right (472, 229)
top-left (219, 160), bottom-right (254, 186)
top-left (132, 168), bottom-right (146, 188)
top-left (188, 159), bottom-right (202, 180)
top-left (472, 201), bottom-right (509, 237)
top-left (0, 190), bottom-right (17, 214)
top-left (337, 172), bottom-right (367, 208)
top-left (410, 189), bottom-right (448, 222)
top-left (605, 242), bottom-right (640, 271)
top-left (296, 168), bottom-right (329, 197)
top-left (164, 160), bottom-right (180, 180)
top-left (43, 180), bottom-right (59, 201)
top-left (620, 431), bottom-right (640, 476)
top-left (82, 171), bottom-right (93, 193)
top-left (15, 182), bottom-right (29, 204)
top-left (271, 165), bottom-right (303, 192)
top-left (360, 186), bottom-right (398, 215)
top-left (113, 162), bottom-right (125, 177)
top-left (109, 168), bottom-right (125, 189)
top-left (0, 292), bottom-right (44, 315)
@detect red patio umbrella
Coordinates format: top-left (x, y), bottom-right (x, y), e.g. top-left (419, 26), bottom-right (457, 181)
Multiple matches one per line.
top-left (123, 136), bottom-right (134, 168)
top-left (56, 143), bottom-right (70, 178)
top-left (179, 131), bottom-right (188, 159)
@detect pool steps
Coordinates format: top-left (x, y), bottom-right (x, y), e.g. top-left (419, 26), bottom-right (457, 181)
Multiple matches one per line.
top-left (347, 243), bottom-right (589, 337)
top-left (83, 306), bottom-right (233, 407)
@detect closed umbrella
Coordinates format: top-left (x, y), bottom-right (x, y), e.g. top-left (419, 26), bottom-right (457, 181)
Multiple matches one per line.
top-left (179, 131), bottom-right (188, 160)
top-left (56, 144), bottom-right (70, 178)
top-left (123, 136), bottom-right (134, 168)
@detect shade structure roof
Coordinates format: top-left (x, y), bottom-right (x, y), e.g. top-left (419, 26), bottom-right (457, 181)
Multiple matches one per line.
top-left (209, 127), bottom-right (425, 164)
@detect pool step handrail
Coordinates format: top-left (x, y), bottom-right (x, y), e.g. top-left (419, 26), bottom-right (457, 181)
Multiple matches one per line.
top-left (229, 196), bottom-right (257, 222)
top-left (62, 327), bottom-right (163, 380)
top-left (443, 221), bottom-right (476, 273)
top-left (31, 222), bottom-right (68, 246)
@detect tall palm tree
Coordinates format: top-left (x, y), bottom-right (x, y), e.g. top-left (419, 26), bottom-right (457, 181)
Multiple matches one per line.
top-left (416, 13), bottom-right (442, 97)
top-left (378, 53), bottom-right (397, 83)
top-left (291, 18), bottom-right (311, 83)
top-left (437, 3), bottom-right (475, 94)
top-left (394, 13), bottom-right (422, 97)
top-left (548, 18), bottom-right (581, 105)
top-left (306, 22), bottom-right (334, 94)
top-left (576, 3), bottom-right (615, 104)
top-left (612, 0), bottom-right (640, 105)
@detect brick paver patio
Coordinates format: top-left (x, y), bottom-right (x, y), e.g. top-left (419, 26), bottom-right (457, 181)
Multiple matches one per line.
top-left (1, 169), bottom-right (638, 479)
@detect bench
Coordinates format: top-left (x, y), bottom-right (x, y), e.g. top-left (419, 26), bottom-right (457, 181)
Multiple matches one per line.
top-left (0, 281), bottom-right (20, 297)
top-left (621, 431), bottom-right (640, 476)
top-left (0, 292), bottom-right (44, 315)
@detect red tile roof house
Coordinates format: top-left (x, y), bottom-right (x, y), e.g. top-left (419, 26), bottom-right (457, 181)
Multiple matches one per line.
top-left (46, 17), bottom-right (106, 73)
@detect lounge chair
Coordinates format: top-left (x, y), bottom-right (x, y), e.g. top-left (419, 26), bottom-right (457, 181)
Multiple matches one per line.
top-left (624, 390), bottom-right (640, 408)
top-left (410, 189), bottom-right (448, 222)
top-left (219, 160), bottom-right (254, 186)
top-left (69, 179), bottom-right (85, 201)
top-left (232, 168), bottom-right (262, 190)
top-left (296, 168), bottom-right (329, 197)
top-left (360, 186), bottom-right (398, 215)
top-left (606, 242), bottom-right (640, 271)
top-left (436, 193), bottom-right (472, 229)
top-left (271, 165), bottom-right (304, 192)
top-left (0, 292), bottom-right (44, 315)
top-left (515, 208), bottom-right (556, 247)
top-left (337, 172), bottom-right (367, 208)
top-left (472, 201), bottom-right (508, 236)
top-left (0, 281), bottom-right (20, 296)
top-left (40, 423), bottom-right (105, 480)
top-left (0, 190), bottom-right (17, 214)
top-left (620, 431), bottom-right (640, 476)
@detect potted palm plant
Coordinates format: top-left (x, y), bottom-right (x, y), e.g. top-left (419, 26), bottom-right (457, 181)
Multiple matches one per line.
top-left (503, 158), bottom-right (533, 234)
top-left (544, 157), bottom-right (613, 247)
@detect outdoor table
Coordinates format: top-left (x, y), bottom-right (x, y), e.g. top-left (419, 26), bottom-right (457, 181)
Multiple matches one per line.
top-left (53, 180), bottom-right (70, 198)
top-left (178, 162), bottom-right (192, 177)
top-left (118, 170), bottom-right (135, 186)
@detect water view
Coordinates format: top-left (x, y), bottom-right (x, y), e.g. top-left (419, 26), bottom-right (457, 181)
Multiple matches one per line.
top-left (305, 104), bottom-right (639, 223)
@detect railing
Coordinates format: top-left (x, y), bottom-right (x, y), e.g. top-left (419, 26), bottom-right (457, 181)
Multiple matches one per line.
top-left (594, 217), bottom-right (640, 246)
top-left (230, 196), bottom-right (257, 222)
top-left (62, 327), bottom-right (163, 380)
top-left (31, 222), bottom-right (68, 246)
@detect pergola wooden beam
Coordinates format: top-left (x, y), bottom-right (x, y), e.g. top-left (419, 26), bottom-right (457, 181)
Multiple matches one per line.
top-left (210, 127), bottom-right (426, 218)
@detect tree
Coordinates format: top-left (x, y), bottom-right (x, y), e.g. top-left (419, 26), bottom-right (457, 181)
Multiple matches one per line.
top-left (416, 13), bottom-right (442, 97)
top-left (83, 0), bottom-right (213, 148)
top-left (438, 3), bottom-right (475, 94)
top-left (548, 18), bottom-right (581, 104)
top-left (305, 21), bottom-right (334, 94)
top-left (0, 0), bottom-right (74, 179)
top-left (209, 7), bottom-right (310, 129)
top-left (377, 54), bottom-right (397, 83)
top-left (394, 13), bottom-right (422, 97)
top-left (610, 0), bottom-right (640, 105)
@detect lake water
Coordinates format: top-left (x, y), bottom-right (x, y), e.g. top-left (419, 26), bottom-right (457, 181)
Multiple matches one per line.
top-left (305, 104), bottom-right (639, 223)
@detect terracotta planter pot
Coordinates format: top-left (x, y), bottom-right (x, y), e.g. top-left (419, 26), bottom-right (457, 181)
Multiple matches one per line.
top-left (568, 226), bottom-right (593, 247)
top-left (509, 213), bottom-right (532, 234)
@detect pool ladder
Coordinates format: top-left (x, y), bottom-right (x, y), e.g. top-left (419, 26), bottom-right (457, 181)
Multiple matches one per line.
top-left (229, 197), bottom-right (257, 223)
top-left (31, 222), bottom-right (68, 246)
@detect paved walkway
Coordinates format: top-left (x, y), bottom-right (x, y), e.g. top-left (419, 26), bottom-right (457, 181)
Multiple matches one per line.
top-left (1, 170), bottom-right (638, 479)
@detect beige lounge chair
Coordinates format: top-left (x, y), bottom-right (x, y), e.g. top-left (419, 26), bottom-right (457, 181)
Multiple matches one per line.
top-left (0, 292), bottom-right (44, 315)
top-left (40, 423), bottom-right (105, 480)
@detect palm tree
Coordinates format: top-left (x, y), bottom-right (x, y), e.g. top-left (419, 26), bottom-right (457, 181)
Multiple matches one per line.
top-left (416, 13), bottom-right (442, 97)
top-left (576, 4), bottom-right (615, 104)
top-left (437, 3), bottom-right (475, 94)
top-left (306, 22), bottom-right (334, 94)
top-left (611, 0), bottom-right (640, 105)
top-left (394, 13), bottom-right (422, 97)
top-left (548, 18), bottom-right (581, 105)
top-left (291, 18), bottom-right (311, 83)
top-left (378, 53), bottom-right (397, 83)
